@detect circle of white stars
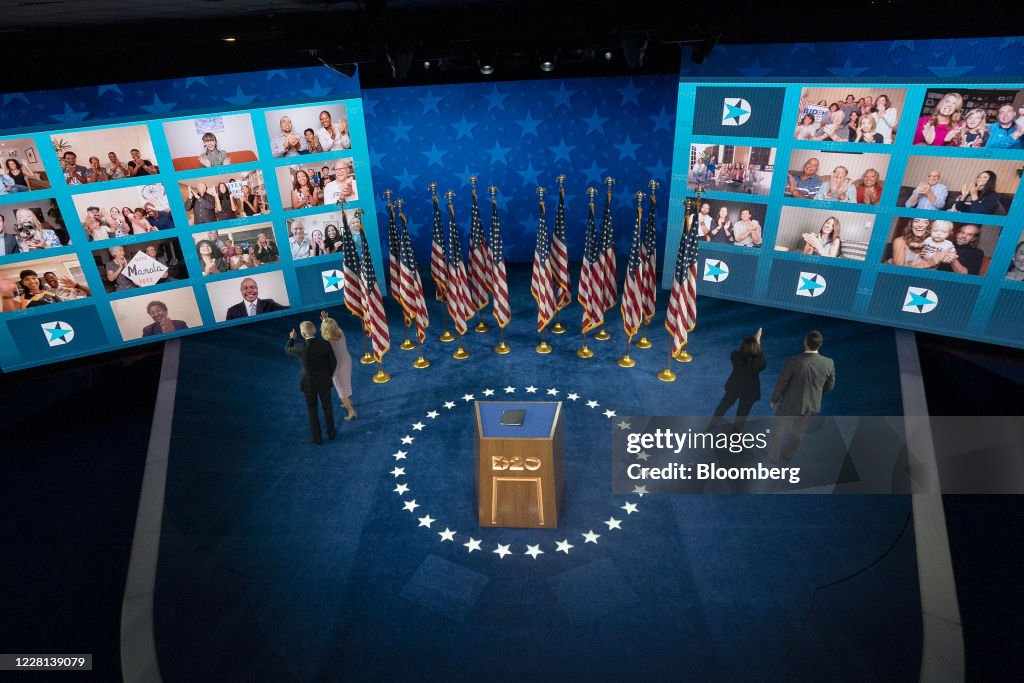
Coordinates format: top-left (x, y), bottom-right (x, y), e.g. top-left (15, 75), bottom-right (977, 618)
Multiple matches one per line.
top-left (389, 386), bottom-right (647, 562)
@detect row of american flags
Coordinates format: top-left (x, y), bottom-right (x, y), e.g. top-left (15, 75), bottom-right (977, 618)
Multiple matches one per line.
top-left (338, 181), bottom-right (703, 365)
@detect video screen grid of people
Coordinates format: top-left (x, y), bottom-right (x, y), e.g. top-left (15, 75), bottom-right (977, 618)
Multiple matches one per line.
top-left (674, 80), bottom-right (1024, 349)
top-left (0, 96), bottom-right (373, 371)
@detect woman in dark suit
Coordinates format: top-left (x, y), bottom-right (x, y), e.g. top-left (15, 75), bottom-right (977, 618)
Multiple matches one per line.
top-left (708, 328), bottom-right (766, 430)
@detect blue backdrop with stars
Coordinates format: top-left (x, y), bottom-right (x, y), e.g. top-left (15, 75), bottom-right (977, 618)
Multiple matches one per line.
top-left (361, 76), bottom-right (677, 265)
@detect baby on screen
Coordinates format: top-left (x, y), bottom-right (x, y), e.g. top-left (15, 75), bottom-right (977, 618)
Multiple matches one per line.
top-left (919, 220), bottom-right (956, 264)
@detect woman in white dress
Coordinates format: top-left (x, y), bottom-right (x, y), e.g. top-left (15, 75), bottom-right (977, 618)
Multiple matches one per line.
top-left (873, 93), bottom-right (899, 144)
top-left (315, 110), bottom-right (352, 152)
top-left (320, 311), bottom-right (357, 420)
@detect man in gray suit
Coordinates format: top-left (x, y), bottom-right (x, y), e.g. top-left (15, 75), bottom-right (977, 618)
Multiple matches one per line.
top-left (768, 330), bottom-right (836, 462)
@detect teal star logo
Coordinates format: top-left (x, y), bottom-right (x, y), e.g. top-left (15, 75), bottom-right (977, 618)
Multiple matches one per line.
top-left (40, 321), bottom-right (75, 346)
top-left (721, 98), bottom-right (751, 126)
top-left (703, 259), bottom-right (729, 282)
top-left (902, 287), bottom-right (938, 314)
top-left (796, 272), bottom-right (826, 298)
top-left (322, 270), bottom-right (345, 293)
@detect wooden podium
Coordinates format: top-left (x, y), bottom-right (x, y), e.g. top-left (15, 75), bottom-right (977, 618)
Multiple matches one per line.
top-left (475, 401), bottom-right (564, 528)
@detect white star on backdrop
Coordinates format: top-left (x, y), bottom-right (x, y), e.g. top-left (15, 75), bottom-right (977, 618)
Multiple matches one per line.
top-left (621, 502), bottom-right (639, 515)
top-left (556, 539), bottom-right (574, 554)
top-left (493, 544), bottom-right (512, 558)
top-left (604, 517), bottom-right (622, 530)
top-left (525, 386), bottom-right (538, 393)
top-left (582, 530), bottom-right (601, 543)
top-left (394, 483), bottom-right (409, 495)
top-left (444, 401), bottom-right (456, 409)
top-left (546, 388), bottom-right (559, 396)
top-left (504, 386), bottom-right (516, 393)
top-left (426, 410), bottom-right (439, 419)
top-left (636, 451), bottom-right (651, 461)
top-left (411, 422), bottom-right (425, 431)
top-left (525, 544), bottom-right (544, 559)
top-left (586, 400), bottom-right (600, 408)
top-left (567, 393), bottom-right (580, 401)
top-left (483, 389), bottom-right (495, 396)
top-left (401, 436), bottom-right (414, 444)
top-left (617, 420), bottom-right (631, 430)
top-left (464, 538), bottom-right (482, 553)
top-left (603, 410), bottom-right (617, 419)
top-left (418, 515), bottom-right (435, 528)
top-left (403, 500), bottom-right (420, 512)
top-left (393, 450), bottom-right (408, 460)
top-left (439, 528), bottom-right (456, 542)
top-left (632, 485), bottom-right (648, 497)
top-left (391, 467), bottom-right (406, 477)
top-left (462, 393), bottom-right (475, 402)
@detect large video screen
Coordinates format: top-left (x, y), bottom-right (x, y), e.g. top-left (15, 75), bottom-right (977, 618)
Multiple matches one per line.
top-left (0, 70), bottom-right (379, 371)
top-left (666, 78), bottom-right (1024, 349)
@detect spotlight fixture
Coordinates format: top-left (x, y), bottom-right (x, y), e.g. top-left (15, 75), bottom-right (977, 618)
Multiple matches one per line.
top-left (621, 36), bottom-right (648, 68)
top-left (540, 60), bottom-right (555, 72)
top-left (386, 47), bottom-right (414, 80)
top-left (222, 36), bottom-right (237, 43)
top-left (423, 60), bottom-right (432, 70)
top-left (475, 47), bottom-right (497, 76)
top-left (691, 33), bottom-right (721, 65)
top-left (603, 51), bottom-right (614, 61)
top-left (480, 63), bottom-right (495, 75)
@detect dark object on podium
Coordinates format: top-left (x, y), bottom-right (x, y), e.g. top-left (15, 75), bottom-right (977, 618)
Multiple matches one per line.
top-left (499, 409), bottom-right (526, 426)
top-left (475, 401), bottom-right (564, 528)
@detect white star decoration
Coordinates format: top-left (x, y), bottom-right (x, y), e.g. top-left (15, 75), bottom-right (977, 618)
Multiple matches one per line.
top-left (390, 387), bottom-right (648, 562)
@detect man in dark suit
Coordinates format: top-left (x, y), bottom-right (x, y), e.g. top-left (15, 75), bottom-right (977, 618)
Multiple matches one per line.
top-left (225, 277), bottom-right (288, 320)
top-left (768, 330), bottom-right (836, 462)
top-left (286, 321), bottom-right (337, 445)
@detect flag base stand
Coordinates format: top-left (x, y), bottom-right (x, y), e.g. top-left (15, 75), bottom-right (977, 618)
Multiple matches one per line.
top-left (594, 329), bottom-right (611, 341)
top-left (617, 354), bottom-right (636, 368)
top-left (494, 341), bottom-right (511, 355)
top-left (453, 339), bottom-right (470, 359)
top-left (360, 353), bottom-right (376, 365)
top-left (551, 322), bottom-right (566, 334)
top-left (474, 321), bottom-right (490, 333)
top-left (657, 368), bottom-right (677, 382)
top-left (673, 347), bottom-right (693, 363)
top-left (635, 336), bottom-right (653, 349)
top-left (576, 345), bottom-right (594, 359)
top-left (400, 339), bottom-right (416, 350)
top-left (412, 354), bottom-right (431, 369)
top-left (372, 366), bottom-right (391, 384)
top-left (535, 341), bottom-right (552, 355)
top-left (439, 330), bottom-right (455, 342)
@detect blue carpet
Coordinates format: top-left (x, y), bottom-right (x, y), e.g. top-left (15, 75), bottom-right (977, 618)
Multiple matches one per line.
top-left (156, 264), bottom-right (918, 680)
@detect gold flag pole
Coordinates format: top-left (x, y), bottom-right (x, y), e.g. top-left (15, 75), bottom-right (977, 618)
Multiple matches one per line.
top-left (673, 186), bottom-right (699, 363)
top-left (353, 205), bottom-right (376, 366)
top-left (617, 335), bottom-right (636, 367)
top-left (576, 187), bottom-right (599, 359)
top-left (535, 187), bottom-right (553, 355)
top-left (593, 176), bottom-right (615, 341)
top-left (372, 358), bottom-right (391, 384)
top-left (550, 173), bottom-right (567, 335)
top-left (469, 176), bottom-right (491, 334)
top-left (635, 179), bottom-right (660, 349)
top-left (386, 189), bottom-right (416, 352)
top-left (488, 185), bottom-right (511, 355)
top-left (446, 189), bottom-right (471, 360)
top-left (429, 182), bottom-right (455, 343)
top-left (396, 197), bottom-right (431, 369)
top-left (657, 344), bottom-right (676, 382)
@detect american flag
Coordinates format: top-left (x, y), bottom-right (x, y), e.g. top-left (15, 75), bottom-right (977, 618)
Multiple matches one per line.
top-left (398, 206), bottom-right (429, 343)
top-left (665, 202), bottom-right (701, 355)
top-left (358, 230), bottom-right (391, 361)
top-left (387, 199), bottom-right (401, 305)
top-left (577, 194), bottom-right (604, 334)
top-left (551, 185), bottom-right (571, 311)
top-left (640, 192), bottom-right (658, 324)
top-left (621, 200), bottom-right (644, 338)
top-left (489, 195), bottom-right (511, 328)
top-left (429, 192), bottom-right (447, 302)
top-left (445, 202), bottom-right (473, 335)
top-left (340, 210), bottom-right (364, 320)
top-left (530, 199), bottom-right (555, 333)
top-left (598, 186), bottom-right (617, 311)
top-left (467, 186), bottom-right (492, 311)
